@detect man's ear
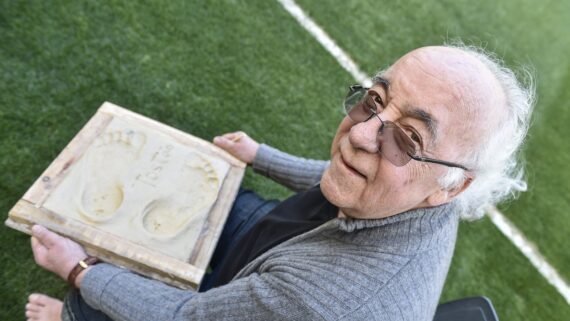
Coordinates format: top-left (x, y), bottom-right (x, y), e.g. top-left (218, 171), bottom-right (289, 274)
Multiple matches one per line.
top-left (426, 176), bottom-right (473, 207)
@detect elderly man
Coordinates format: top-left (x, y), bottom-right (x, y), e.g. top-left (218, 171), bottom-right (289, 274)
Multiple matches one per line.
top-left (25, 45), bottom-right (533, 321)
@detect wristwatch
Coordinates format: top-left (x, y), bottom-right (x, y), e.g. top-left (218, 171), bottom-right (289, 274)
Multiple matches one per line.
top-left (67, 256), bottom-right (100, 287)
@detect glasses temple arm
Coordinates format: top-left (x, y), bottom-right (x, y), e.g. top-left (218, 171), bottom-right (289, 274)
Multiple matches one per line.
top-left (408, 154), bottom-right (470, 171)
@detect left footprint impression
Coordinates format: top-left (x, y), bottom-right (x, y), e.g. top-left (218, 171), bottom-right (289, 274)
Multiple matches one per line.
top-left (76, 130), bottom-right (146, 223)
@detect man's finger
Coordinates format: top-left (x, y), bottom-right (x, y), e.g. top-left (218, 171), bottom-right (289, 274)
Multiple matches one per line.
top-left (30, 236), bottom-right (48, 264)
top-left (31, 225), bottom-right (60, 248)
top-left (229, 132), bottom-right (245, 142)
top-left (31, 236), bottom-right (40, 249)
top-left (223, 131), bottom-right (244, 140)
top-left (213, 136), bottom-right (233, 148)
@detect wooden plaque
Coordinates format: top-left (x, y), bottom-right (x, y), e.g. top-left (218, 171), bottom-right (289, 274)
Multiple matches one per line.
top-left (5, 102), bottom-right (245, 290)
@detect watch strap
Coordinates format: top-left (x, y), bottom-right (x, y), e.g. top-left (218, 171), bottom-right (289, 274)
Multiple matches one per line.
top-left (67, 256), bottom-right (100, 287)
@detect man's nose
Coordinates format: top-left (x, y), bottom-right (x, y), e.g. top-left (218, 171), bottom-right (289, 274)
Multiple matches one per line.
top-left (348, 116), bottom-right (382, 153)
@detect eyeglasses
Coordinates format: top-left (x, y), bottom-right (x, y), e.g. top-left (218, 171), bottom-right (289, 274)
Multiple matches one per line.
top-left (344, 84), bottom-right (470, 171)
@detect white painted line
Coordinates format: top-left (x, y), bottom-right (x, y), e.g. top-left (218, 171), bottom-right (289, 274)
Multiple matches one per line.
top-left (278, 0), bottom-right (570, 305)
top-left (486, 206), bottom-right (570, 304)
top-left (277, 0), bottom-right (372, 88)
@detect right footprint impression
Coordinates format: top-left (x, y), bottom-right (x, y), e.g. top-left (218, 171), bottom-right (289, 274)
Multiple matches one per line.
top-left (76, 129), bottom-right (146, 223)
top-left (142, 152), bottom-right (220, 238)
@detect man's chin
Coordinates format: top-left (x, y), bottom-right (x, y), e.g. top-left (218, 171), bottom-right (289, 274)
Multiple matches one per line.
top-left (320, 168), bottom-right (352, 209)
top-left (321, 167), bottom-right (379, 219)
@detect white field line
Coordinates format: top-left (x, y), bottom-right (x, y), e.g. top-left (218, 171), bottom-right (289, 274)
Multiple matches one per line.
top-left (277, 0), bottom-right (570, 305)
top-left (486, 206), bottom-right (570, 304)
top-left (277, 0), bottom-right (372, 88)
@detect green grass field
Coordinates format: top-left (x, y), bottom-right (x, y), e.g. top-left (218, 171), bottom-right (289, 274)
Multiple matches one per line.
top-left (1, 0), bottom-right (568, 320)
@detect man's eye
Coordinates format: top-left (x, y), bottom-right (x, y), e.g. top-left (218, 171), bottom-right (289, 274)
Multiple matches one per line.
top-left (405, 129), bottom-right (423, 149)
top-left (374, 96), bottom-right (384, 107)
top-left (364, 95), bottom-right (378, 112)
top-left (411, 132), bottom-right (420, 142)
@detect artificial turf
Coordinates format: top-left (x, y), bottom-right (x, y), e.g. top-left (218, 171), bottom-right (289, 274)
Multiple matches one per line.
top-left (0, 1), bottom-right (351, 318)
top-left (1, 0), bottom-right (568, 320)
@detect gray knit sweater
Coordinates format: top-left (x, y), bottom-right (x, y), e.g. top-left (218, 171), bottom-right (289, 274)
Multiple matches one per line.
top-left (78, 144), bottom-right (459, 321)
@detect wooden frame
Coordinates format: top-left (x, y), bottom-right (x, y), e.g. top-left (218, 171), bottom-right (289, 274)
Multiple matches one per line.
top-left (5, 102), bottom-right (245, 290)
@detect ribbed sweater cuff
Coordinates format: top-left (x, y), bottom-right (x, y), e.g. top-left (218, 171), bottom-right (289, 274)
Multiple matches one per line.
top-left (252, 143), bottom-right (277, 176)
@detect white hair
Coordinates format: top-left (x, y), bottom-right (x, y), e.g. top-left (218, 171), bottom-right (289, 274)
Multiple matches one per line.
top-left (437, 44), bottom-right (535, 220)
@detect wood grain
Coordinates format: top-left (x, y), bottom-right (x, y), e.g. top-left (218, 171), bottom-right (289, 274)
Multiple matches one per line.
top-left (6, 102), bottom-right (245, 289)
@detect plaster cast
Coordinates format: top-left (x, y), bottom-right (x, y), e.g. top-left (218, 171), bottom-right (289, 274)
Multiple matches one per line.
top-left (43, 118), bottom-right (230, 261)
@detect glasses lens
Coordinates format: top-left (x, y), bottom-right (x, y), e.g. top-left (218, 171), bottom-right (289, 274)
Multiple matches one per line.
top-left (377, 122), bottom-right (416, 166)
top-left (344, 86), bottom-right (370, 122)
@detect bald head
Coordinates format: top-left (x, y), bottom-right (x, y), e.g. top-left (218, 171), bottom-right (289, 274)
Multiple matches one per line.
top-left (380, 46), bottom-right (508, 159)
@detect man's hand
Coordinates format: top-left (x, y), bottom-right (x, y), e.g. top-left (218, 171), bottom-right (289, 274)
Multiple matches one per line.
top-left (30, 225), bottom-right (88, 285)
top-left (213, 131), bottom-right (260, 164)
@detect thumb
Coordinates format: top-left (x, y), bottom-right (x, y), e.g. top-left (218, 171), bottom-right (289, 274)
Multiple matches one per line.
top-left (31, 236), bottom-right (48, 264)
top-left (213, 136), bottom-right (234, 149)
top-left (31, 225), bottom-right (61, 248)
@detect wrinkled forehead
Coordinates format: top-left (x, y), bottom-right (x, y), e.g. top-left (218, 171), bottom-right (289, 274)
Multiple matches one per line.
top-left (388, 48), bottom-right (486, 105)
top-left (383, 47), bottom-right (505, 137)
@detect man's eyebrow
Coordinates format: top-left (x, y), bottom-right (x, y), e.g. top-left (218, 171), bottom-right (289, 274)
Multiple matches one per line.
top-left (373, 76), bottom-right (390, 90)
top-left (404, 107), bottom-right (439, 142)
top-left (373, 75), bottom-right (438, 141)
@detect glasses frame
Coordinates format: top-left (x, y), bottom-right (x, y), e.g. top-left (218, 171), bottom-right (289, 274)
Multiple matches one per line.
top-left (344, 84), bottom-right (470, 171)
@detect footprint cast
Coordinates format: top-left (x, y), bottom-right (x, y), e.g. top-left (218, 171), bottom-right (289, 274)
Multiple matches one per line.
top-left (76, 129), bottom-right (146, 223)
top-left (142, 152), bottom-right (220, 238)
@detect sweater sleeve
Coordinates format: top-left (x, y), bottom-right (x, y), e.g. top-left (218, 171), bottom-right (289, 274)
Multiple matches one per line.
top-left (251, 144), bottom-right (330, 192)
top-left (80, 263), bottom-right (325, 321)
